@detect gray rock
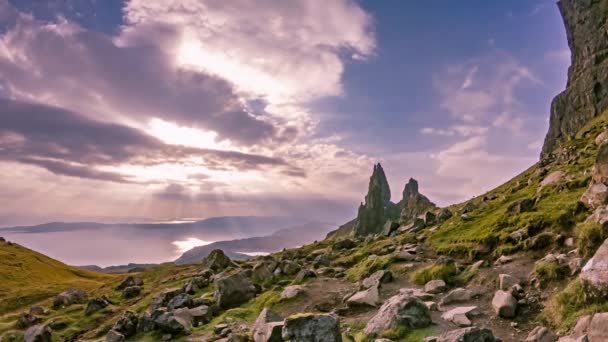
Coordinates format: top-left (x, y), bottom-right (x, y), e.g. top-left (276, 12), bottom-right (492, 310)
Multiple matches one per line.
top-left (393, 251), bottom-right (416, 261)
top-left (17, 313), bottom-right (40, 329)
top-left (122, 286), bottom-right (142, 299)
top-left (399, 288), bottom-right (435, 301)
top-left (115, 276), bottom-right (144, 291)
top-left (150, 287), bottom-right (184, 310)
top-left (434, 327), bottom-right (498, 342)
top-left (281, 260), bottom-right (302, 275)
top-left (581, 238), bottom-right (608, 295)
top-left (494, 255), bottom-right (514, 265)
top-left (52, 288), bottom-right (88, 309)
top-left (282, 313), bottom-right (341, 342)
top-left (154, 312), bottom-right (191, 335)
top-left (251, 263), bottom-right (274, 284)
top-left (24, 324), bottom-right (52, 342)
top-left (440, 306), bottom-right (481, 327)
top-left (508, 198), bottom-right (534, 214)
top-left (252, 308), bottom-right (283, 342)
top-left (498, 274), bottom-right (519, 291)
top-left (361, 270), bottom-right (393, 289)
top-left (509, 228), bottom-right (529, 243)
top-left (294, 269), bottom-right (316, 283)
top-left (581, 183), bottom-right (608, 210)
top-left (167, 293), bottom-right (193, 310)
top-left (364, 293), bottom-right (431, 335)
top-left (347, 285), bottom-right (380, 307)
top-left (313, 255), bottom-right (330, 268)
top-left (424, 279), bottom-right (446, 294)
top-left (186, 306), bottom-right (213, 326)
top-left (29, 306), bottom-right (48, 316)
top-left (440, 288), bottom-right (473, 306)
top-left (437, 208), bottom-right (453, 222)
top-left (492, 290), bottom-right (517, 318)
top-left (112, 311), bottom-right (138, 338)
top-left (105, 330), bottom-right (125, 342)
top-left (215, 272), bottom-right (257, 309)
top-left (525, 326), bottom-right (558, 342)
top-left (539, 171), bottom-right (565, 190)
top-left (183, 276), bottom-right (209, 294)
top-left (85, 296), bottom-right (111, 315)
top-left (281, 285), bottom-right (305, 300)
top-left (333, 238), bottom-right (356, 250)
top-left (382, 220), bottom-right (400, 236)
top-left (202, 249), bottom-right (235, 271)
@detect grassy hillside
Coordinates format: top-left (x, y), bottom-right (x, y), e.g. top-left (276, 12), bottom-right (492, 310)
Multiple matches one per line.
top-left (0, 239), bottom-right (114, 315)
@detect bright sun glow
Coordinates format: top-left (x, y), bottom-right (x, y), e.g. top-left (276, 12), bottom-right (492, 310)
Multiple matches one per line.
top-left (172, 237), bottom-right (213, 254)
top-left (147, 118), bottom-right (232, 150)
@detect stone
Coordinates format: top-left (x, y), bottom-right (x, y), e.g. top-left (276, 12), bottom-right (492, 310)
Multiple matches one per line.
top-left (597, 130), bottom-right (608, 146)
top-left (361, 270), bottom-right (393, 289)
top-left (154, 312), bottom-right (191, 335)
top-left (215, 272), bottom-right (257, 309)
top-left (282, 313), bottom-right (341, 342)
top-left (29, 306), bottom-right (48, 316)
top-left (333, 238), bottom-right (356, 250)
top-left (569, 257), bottom-right (585, 276)
top-left (354, 163), bottom-right (394, 236)
top-left (424, 301), bottom-right (437, 311)
top-left (399, 178), bottom-right (436, 224)
top-left (525, 326), bottom-right (558, 342)
top-left (588, 312), bottom-right (608, 341)
top-left (202, 249), bottom-right (235, 272)
top-left (252, 308), bottom-right (283, 342)
top-left (440, 288), bottom-right (473, 306)
top-left (437, 208), bottom-right (453, 222)
top-left (364, 293), bottom-right (431, 335)
top-left (508, 198), bottom-right (534, 214)
top-left (17, 313), bottom-right (40, 329)
top-left (85, 296), bottom-right (111, 315)
top-left (112, 311), bottom-right (138, 338)
top-left (187, 306), bottom-right (213, 326)
top-left (281, 285), bottom-right (305, 300)
top-left (399, 288), bottom-right (435, 301)
top-left (498, 274), bottom-right (519, 291)
top-left (24, 324), bottom-right (52, 342)
top-left (115, 276), bottom-right (144, 291)
top-left (183, 276), bottom-right (209, 294)
top-left (509, 228), bottom-right (529, 243)
top-left (347, 285), bottom-right (380, 307)
top-left (393, 251), bottom-right (416, 261)
top-left (434, 327), bottom-right (498, 342)
top-left (495, 255), bottom-right (514, 265)
top-left (150, 288), bottom-right (184, 310)
top-left (167, 293), bottom-right (193, 310)
top-left (313, 254), bottom-right (330, 268)
top-left (581, 183), bottom-right (608, 209)
top-left (280, 260), bottom-right (302, 275)
top-left (492, 290), bottom-right (517, 318)
top-left (122, 286), bottom-right (142, 299)
top-left (105, 330), bottom-right (125, 342)
top-left (440, 306), bottom-right (481, 327)
top-left (294, 269), bottom-right (316, 283)
top-left (581, 238), bottom-right (608, 295)
top-left (52, 288), bottom-right (88, 309)
top-left (539, 171), bottom-right (565, 190)
top-left (424, 279), bottom-right (446, 294)
top-left (382, 220), bottom-right (400, 236)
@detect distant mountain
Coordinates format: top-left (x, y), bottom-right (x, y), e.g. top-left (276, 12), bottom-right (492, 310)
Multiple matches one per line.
top-left (0, 216), bottom-right (298, 242)
top-left (175, 221), bottom-right (333, 265)
top-left (77, 263), bottom-right (159, 274)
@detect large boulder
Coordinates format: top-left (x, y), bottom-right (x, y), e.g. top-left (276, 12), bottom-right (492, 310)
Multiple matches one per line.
top-left (581, 183), bottom-right (608, 209)
top-left (561, 312), bottom-right (608, 341)
top-left (105, 329), bottom-right (125, 342)
top-left (112, 311), bottom-right (138, 338)
top-left (333, 238), bottom-right (356, 250)
top-left (434, 327), bottom-right (498, 342)
top-left (281, 285), bottom-right (305, 300)
top-left (24, 324), bottom-right (52, 342)
top-left (154, 312), bottom-right (191, 335)
top-left (491, 290), bottom-right (517, 318)
top-left (580, 238), bottom-right (608, 296)
top-left (440, 288), bottom-right (473, 306)
top-left (440, 306), bottom-right (481, 327)
top-left (424, 279), bottom-right (446, 294)
top-left (346, 285), bottom-right (380, 307)
top-left (364, 293), bottom-right (431, 335)
top-left (115, 276), bottom-right (143, 291)
top-left (183, 276), bottom-right (209, 294)
top-left (202, 249), bottom-right (235, 272)
top-left (361, 270), bottom-right (393, 289)
top-left (85, 296), bottom-right (112, 315)
top-left (52, 288), bottom-right (88, 309)
top-left (215, 272), bottom-right (256, 309)
top-left (167, 293), bottom-right (193, 310)
top-left (525, 326), bottom-right (557, 342)
top-left (252, 308), bottom-right (283, 342)
top-left (282, 313), bottom-right (341, 342)
top-left (150, 288), bottom-right (184, 310)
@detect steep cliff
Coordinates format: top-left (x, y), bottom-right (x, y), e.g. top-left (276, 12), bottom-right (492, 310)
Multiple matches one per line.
top-left (542, 0), bottom-right (608, 157)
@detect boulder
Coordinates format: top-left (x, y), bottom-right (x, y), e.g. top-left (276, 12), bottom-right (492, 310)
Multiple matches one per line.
top-left (347, 285), bottom-right (380, 307)
top-left (495, 255), bottom-right (514, 265)
top-left (215, 272), bottom-right (257, 309)
top-left (424, 279), bottom-right (446, 294)
top-left (596, 130), bottom-right (608, 146)
top-left (364, 293), bottom-right (431, 335)
top-left (313, 255), bottom-right (330, 268)
top-left (252, 263), bottom-right (274, 284)
top-left (24, 324), bottom-right (52, 342)
top-left (525, 326), bottom-right (558, 342)
top-left (122, 286), bottom-right (142, 299)
top-left (509, 228), bottom-right (529, 243)
top-left (582, 183), bottom-right (608, 210)
top-left (507, 198), bottom-right (534, 214)
top-left (29, 306), bottom-right (48, 316)
top-left (52, 288), bottom-right (88, 309)
top-left (280, 260), bottom-right (302, 275)
top-left (150, 288), bottom-right (184, 310)
top-left (85, 296), bottom-right (111, 315)
top-left (112, 311), bottom-right (138, 338)
top-left (333, 238), bottom-right (356, 250)
top-left (154, 312), bottom-right (191, 335)
top-left (440, 306), bottom-right (481, 327)
top-left (167, 293), bottom-right (193, 310)
top-left (434, 327), bottom-right (498, 342)
top-left (282, 313), bottom-right (341, 342)
top-left (382, 220), bottom-right (400, 236)
top-left (115, 276), bottom-right (144, 291)
top-left (581, 238), bottom-right (608, 295)
top-left (294, 269), bottom-right (316, 283)
top-left (539, 171), bottom-right (565, 190)
top-left (361, 270), bottom-right (393, 289)
top-left (183, 276), bottom-right (209, 294)
top-left (186, 306), bottom-right (213, 326)
top-left (105, 330), bottom-right (126, 342)
top-left (252, 308), bottom-right (283, 342)
top-left (17, 313), bottom-right (40, 329)
top-left (202, 249), bottom-right (235, 272)
top-left (437, 208), bottom-right (453, 222)
top-left (492, 290), bottom-right (517, 318)
top-left (440, 288), bottom-right (473, 306)
top-left (498, 274), bottom-right (519, 291)
top-left (393, 250), bottom-right (416, 261)
top-left (281, 285), bottom-right (305, 300)
top-left (588, 312), bottom-right (608, 341)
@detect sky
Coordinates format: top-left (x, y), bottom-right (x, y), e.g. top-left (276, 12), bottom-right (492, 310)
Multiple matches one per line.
top-left (0, 0), bottom-right (570, 226)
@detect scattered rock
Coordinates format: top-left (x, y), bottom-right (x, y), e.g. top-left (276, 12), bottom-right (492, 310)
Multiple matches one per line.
top-left (112, 311), bottom-right (138, 338)
top-left (17, 312), bottom-right (40, 329)
top-left (539, 171), bottom-right (565, 190)
top-left (498, 274), bottom-right (520, 291)
top-left (508, 198), bottom-right (534, 214)
top-left (333, 238), bottom-right (356, 250)
top-left (122, 286), bottom-right (142, 299)
top-left (424, 279), bottom-right (446, 294)
top-left (24, 324), bottom-right (52, 342)
top-left (437, 208), bottom-right (453, 222)
top-left (154, 312), bottom-right (191, 335)
top-left (282, 313), bottom-right (341, 342)
top-left (85, 296), bottom-right (111, 315)
top-left (215, 272), bottom-right (257, 309)
top-left (581, 183), bottom-right (608, 209)
top-left (492, 290), bottom-right (518, 318)
top-left (382, 220), bottom-right (400, 236)
top-left (105, 329), bottom-right (126, 342)
top-left (202, 249), bottom-right (235, 272)
top-left (440, 306), bottom-right (481, 327)
top-left (183, 276), bottom-right (209, 294)
top-left (280, 260), bottom-right (302, 275)
top-left (294, 269), bottom-right (316, 283)
top-left (115, 276), bottom-right (144, 291)
top-left (29, 306), bottom-right (48, 316)
top-left (252, 308), bottom-right (283, 342)
top-left (525, 326), bottom-right (558, 342)
top-left (434, 327), bottom-right (498, 342)
top-left (150, 288), bottom-right (184, 310)
top-left (52, 288), bottom-right (88, 309)
top-left (347, 285), bottom-right (380, 307)
top-left (313, 255), bottom-right (330, 268)
top-left (440, 288), bottom-right (473, 306)
top-left (364, 293), bottom-right (431, 335)
top-left (393, 250), bottom-right (416, 261)
top-left (361, 270), bottom-right (393, 289)
top-left (581, 238), bottom-right (608, 296)
top-left (281, 285), bottom-right (305, 300)
top-left (167, 293), bottom-right (193, 310)
top-left (495, 255), bottom-right (514, 265)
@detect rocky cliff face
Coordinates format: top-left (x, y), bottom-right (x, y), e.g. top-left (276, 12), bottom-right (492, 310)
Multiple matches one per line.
top-left (542, 0), bottom-right (608, 157)
top-left (353, 163), bottom-right (397, 236)
top-left (398, 178), bottom-right (436, 223)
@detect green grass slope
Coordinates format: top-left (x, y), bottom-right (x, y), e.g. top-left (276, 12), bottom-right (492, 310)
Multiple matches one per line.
top-left (0, 240), bottom-right (114, 315)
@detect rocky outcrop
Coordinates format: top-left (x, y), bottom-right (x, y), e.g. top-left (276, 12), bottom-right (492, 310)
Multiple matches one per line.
top-left (398, 178), bottom-right (436, 224)
top-left (282, 313), bottom-right (342, 342)
top-left (580, 238), bottom-right (608, 296)
top-left (252, 308), bottom-right (283, 342)
top-left (202, 249), bottom-right (235, 272)
top-left (542, 0), bottom-right (608, 157)
top-left (115, 276), bottom-right (143, 291)
top-left (582, 144), bottom-right (608, 209)
top-left (354, 164), bottom-right (397, 236)
top-left (52, 288), bottom-right (88, 309)
top-left (364, 293), bottom-right (431, 335)
top-left (214, 272), bottom-right (256, 309)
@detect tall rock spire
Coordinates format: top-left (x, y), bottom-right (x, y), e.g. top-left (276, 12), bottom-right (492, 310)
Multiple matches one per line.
top-left (353, 163), bottom-right (395, 236)
top-left (398, 178), bottom-right (436, 223)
